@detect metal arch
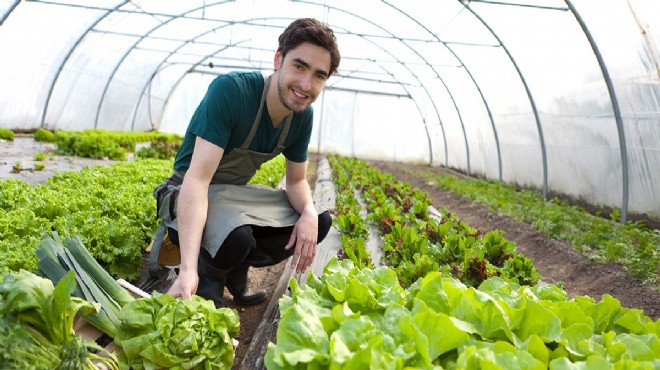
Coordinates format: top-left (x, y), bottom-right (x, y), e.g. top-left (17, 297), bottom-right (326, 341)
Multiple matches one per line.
top-left (383, 1), bottom-right (502, 180)
top-left (0, 0), bottom-right (20, 25)
top-left (564, 0), bottom-right (629, 224)
top-left (151, 21), bottom-right (432, 160)
top-left (461, 1), bottom-right (549, 199)
top-left (38, 1), bottom-right (129, 128)
top-left (130, 22), bottom-right (415, 130)
top-left (293, 0), bottom-right (449, 166)
top-left (130, 35), bottom-right (253, 130)
top-left (130, 8), bottom-right (446, 165)
top-left (94, 0), bottom-right (235, 128)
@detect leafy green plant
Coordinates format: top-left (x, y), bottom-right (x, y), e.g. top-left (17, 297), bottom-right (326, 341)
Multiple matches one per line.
top-left (34, 162), bottom-right (45, 171)
top-left (115, 292), bottom-right (239, 369)
top-left (54, 129), bottom-right (182, 160)
top-left (266, 258), bottom-right (660, 369)
top-left (248, 153), bottom-right (286, 187)
top-left (0, 270), bottom-right (118, 369)
top-left (33, 152), bottom-right (46, 161)
top-left (0, 128), bottom-right (14, 141)
top-left (34, 128), bottom-right (55, 142)
top-left (414, 169), bottom-right (660, 286)
top-left (10, 161), bottom-right (21, 173)
top-left (329, 154), bottom-right (540, 289)
top-left (0, 159), bottom-right (172, 279)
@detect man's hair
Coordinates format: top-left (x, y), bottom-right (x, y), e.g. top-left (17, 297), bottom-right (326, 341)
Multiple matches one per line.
top-left (278, 18), bottom-right (340, 76)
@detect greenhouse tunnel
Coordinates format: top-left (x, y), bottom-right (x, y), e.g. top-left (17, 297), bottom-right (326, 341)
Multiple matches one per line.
top-left (1, 0), bottom-right (659, 224)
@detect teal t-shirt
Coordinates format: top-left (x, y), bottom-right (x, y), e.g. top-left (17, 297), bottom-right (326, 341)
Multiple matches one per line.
top-left (174, 71), bottom-right (313, 171)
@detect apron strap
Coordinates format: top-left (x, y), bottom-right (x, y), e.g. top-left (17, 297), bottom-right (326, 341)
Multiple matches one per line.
top-left (240, 76), bottom-right (269, 149)
top-left (277, 114), bottom-right (293, 147)
top-left (241, 74), bottom-right (293, 149)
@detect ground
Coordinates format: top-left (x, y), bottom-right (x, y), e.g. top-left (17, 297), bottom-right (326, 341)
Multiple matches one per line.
top-left (3, 138), bottom-right (658, 368)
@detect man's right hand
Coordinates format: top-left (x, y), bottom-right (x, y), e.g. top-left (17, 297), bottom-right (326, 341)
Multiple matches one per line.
top-left (167, 268), bottom-right (199, 299)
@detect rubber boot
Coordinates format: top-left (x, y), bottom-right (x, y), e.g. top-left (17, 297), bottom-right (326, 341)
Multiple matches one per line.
top-left (226, 263), bottom-right (267, 306)
top-left (196, 255), bottom-right (229, 308)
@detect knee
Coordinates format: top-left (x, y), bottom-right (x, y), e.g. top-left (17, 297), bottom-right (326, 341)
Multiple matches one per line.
top-left (213, 225), bottom-right (256, 269)
top-left (317, 210), bottom-right (332, 243)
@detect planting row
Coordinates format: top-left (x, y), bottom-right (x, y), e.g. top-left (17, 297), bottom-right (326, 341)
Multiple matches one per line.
top-left (265, 155), bottom-right (659, 369)
top-left (409, 167), bottom-right (660, 286)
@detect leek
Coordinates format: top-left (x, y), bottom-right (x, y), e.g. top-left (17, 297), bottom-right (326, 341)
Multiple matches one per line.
top-left (36, 231), bottom-right (135, 338)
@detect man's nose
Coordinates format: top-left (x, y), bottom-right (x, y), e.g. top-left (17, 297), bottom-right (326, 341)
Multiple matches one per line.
top-left (299, 73), bottom-right (312, 91)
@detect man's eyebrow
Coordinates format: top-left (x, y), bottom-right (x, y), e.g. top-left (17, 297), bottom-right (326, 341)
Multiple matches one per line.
top-left (292, 57), bottom-right (329, 78)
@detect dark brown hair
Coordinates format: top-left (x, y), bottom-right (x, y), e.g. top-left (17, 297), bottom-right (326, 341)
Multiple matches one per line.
top-left (278, 18), bottom-right (340, 76)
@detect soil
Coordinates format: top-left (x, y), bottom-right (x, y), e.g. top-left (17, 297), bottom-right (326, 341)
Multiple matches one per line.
top-left (366, 159), bottom-right (660, 320)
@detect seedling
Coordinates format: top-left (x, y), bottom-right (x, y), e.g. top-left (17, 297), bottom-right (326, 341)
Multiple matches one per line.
top-left (10, 161), bottom-right (22, 173)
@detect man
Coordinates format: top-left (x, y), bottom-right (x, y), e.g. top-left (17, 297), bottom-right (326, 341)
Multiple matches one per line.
top-left (152, 18), bottom-right (340, 308)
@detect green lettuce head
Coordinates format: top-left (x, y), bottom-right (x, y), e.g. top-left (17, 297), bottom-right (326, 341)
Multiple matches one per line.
top-left (115, 292), bottom-right (240, 370)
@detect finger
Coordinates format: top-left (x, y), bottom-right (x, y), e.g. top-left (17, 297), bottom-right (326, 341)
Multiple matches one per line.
top-left (304, 245), bottom-right (316, 271)
top-left (307, 244), bottom-right (317, 269)
top-left (284, 229), bottom-right (296, 250)
top-left (296, 241), bottom-right (309, 273)
top-left (291, 242), bottom-right (301, 270)
top-left (298, 243), bottom-right (313, 273)
top-left (167, 285), bottom-right (182, 298)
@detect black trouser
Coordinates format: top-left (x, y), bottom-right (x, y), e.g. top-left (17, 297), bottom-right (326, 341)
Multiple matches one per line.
top-left (169, 210), bottom-right (332, 270)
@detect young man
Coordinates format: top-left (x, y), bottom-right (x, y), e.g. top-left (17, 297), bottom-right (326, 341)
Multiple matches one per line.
top-left (153, 18), bottom-right (340, 308)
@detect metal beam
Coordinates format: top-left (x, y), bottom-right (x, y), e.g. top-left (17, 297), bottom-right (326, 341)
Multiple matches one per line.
top-left (565, 0), bottom-right (629, 224)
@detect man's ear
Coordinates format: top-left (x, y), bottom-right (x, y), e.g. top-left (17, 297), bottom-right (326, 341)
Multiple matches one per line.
top-left (274, 51), bottom-right (283, 71)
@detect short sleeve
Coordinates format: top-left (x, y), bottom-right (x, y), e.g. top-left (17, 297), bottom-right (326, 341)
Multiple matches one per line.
top-left (187, 75), bottom-right (238, 149)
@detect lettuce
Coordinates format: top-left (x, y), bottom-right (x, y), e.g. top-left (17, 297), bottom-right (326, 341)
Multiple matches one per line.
top-left (114, 292), bottom-right (239, 370)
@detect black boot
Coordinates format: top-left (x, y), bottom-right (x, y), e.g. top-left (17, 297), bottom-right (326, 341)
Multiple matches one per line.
top-left (226, 263), bottom-right (267, 306)
top-left (196, 255), bottom-right (229, 308)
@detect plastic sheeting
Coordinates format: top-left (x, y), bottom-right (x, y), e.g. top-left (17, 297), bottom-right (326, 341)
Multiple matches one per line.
top-left (0, 0), bottom-right (659, 221)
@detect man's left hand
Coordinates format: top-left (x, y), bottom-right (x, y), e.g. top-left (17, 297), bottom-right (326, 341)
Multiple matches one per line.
top-left (285, 210), bottom-right (318, 274)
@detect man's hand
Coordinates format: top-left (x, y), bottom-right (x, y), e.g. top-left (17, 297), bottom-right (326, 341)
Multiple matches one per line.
top-left (285, 209), bottom-right (318, 274)
top-left (167, 268), bottom-right (199, 299)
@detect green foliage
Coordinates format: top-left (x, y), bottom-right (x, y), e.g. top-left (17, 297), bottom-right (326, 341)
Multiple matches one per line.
top-left (248, 154), bottom-right (286, 187)
top-left (115, 292), bottom-right (239, 369)
top-left (33, 152), bottom-right (46, 161)
top-left (10, 161), bottom-right (21, 173)
top-left (34, 162), bottom-right (45, 171)
top-left (0, 159), bottom-right (172, 280)
top-left (0, 270), bottom-right (118, 369)
top-left (54, 129), bottom-right (182, 160)
top-left (34, 128), bottom-right (55, 142)
top-left (414, 169), bottom-right (660, 286)
top-left (328, 154), bottom-right (540, 289)
top-left (0, 128), bottom-right (14, 141)
top-left (266, 258), bottom-right (660, 369)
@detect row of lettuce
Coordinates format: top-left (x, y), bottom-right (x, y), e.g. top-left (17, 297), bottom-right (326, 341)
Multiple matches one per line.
top-left (2, 128), bottom-right (182, 160)
top-left (0, 151), bottom-right (287, 369)
top-left (0, 153), bottom-right (286, 280)
top-left (265, 155), bottom-right (659, 369)
top-left (409, 167), bottom-right (660, 286)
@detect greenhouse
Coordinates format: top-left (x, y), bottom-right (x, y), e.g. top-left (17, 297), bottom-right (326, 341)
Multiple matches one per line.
top-left (0, 0), bottom-right (659, 369)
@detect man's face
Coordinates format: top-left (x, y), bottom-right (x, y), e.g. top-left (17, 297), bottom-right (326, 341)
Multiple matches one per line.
top-left (275, 42), bottom-right (331, 113)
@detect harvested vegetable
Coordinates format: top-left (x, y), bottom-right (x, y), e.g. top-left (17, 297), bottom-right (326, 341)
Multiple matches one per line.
top-left (37, 231), bottom-right (136, 338)
top-left (115, 292), bottom-right (240, 370)
top-left (0, 269), bottom-right (119, 369)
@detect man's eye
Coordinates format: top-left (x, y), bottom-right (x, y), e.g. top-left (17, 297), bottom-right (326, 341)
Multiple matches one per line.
top-left (295, 65), bottom-right (304, 70)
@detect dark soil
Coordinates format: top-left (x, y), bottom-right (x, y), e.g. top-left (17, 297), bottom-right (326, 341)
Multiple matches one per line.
top-left (367, 159), bottom-right (660, 320)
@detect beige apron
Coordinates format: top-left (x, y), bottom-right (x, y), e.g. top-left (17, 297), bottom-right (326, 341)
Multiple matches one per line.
top-left (153, 75), bottom-right (321, 260)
